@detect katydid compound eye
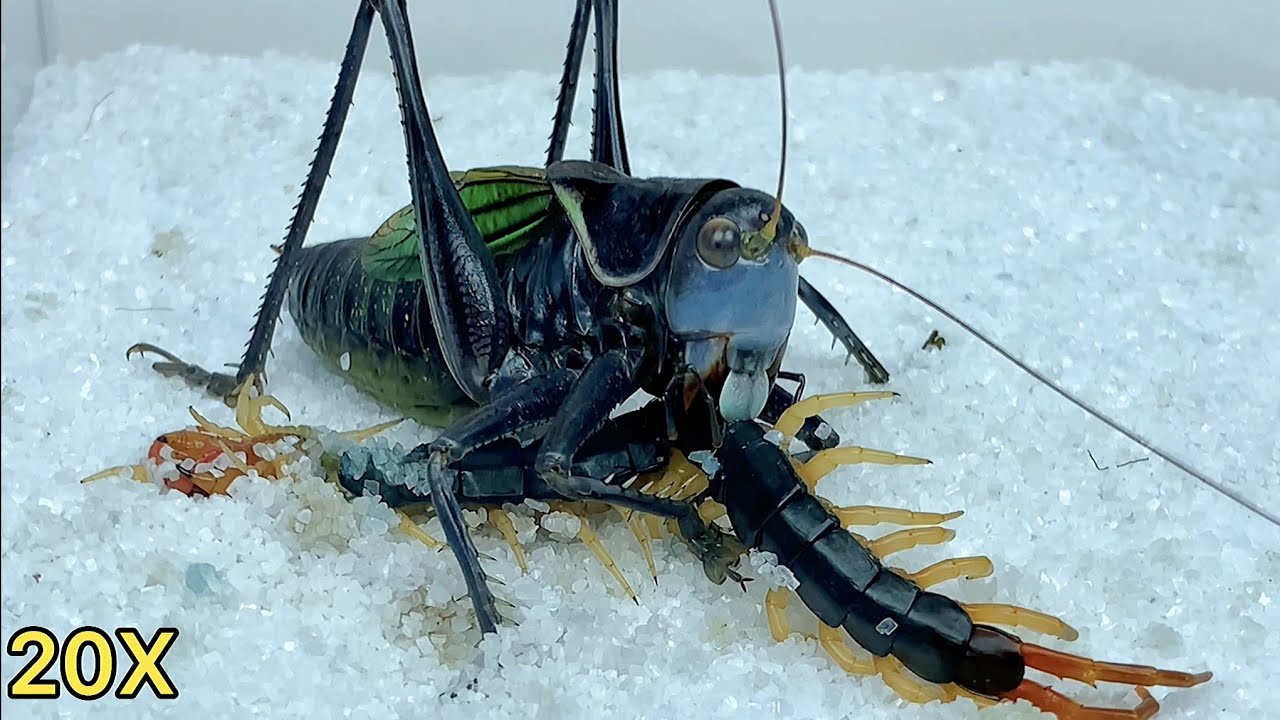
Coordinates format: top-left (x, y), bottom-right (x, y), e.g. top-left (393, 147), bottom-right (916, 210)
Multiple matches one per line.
top-left (696, 217), bottom-right (741, 269)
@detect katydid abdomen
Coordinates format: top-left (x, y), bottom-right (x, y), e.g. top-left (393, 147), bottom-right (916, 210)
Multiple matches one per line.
top-left (285, 165), bottom-right (594, 426)
top-left (287, 235), bottom-right (475, 427)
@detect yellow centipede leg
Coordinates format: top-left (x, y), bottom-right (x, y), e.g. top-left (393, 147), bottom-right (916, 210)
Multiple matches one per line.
top-left (636, 452), bottom-right (704, 502)
top-left (798, 447), bottom-right (931, 489)
top-left (765, 588), bottom-right (792, 642)
top-left (188, 406), bottom-right (247, 441)
top-left (233, 375), bottom-right (283, 436)
top-left (577, 517), bottom-right (638, 603)
top-left (817, 623), bottom-right (875, 676)
top-left (773, 391), bottom-right (898, 444)
top-left (698, 500), bottom-right (728, 523)
top-left (667, 452), bottom-right (707, 496)
top-left (213, 439), bottom-right (256, 474)
top-left (834, 505), bottom-right (962, 528)
top-left (644, 514), bottom-right (665, 540)
top-left (873, 655), bottom-right (947, 705)
top-left (396, 510), bottom-right (443, 549)
top-left (183, 379), bottom-right (295, 441)
top-left (80, 465), bottom-right (150, 485)
top-left (963, 603), bottom-right (1080, 642)
top-left (670, 470), bottom-right (709, 502)
top-left (487, 507), bottom-right (527, 573)
top-left (645, 470), bottom-right (684, 499)
top-left (338, 417), bottom-right (406, 443)
top-left (619, 508), bottom-right (658, 583)
top-left (867, 526), bottom-right (956, 559)
top-left (909, 556), bottom-right (995, 588)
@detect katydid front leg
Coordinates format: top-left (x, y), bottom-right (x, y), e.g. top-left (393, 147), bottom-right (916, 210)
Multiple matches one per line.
top-left (418, 369), bottom-right (579, 634)
top-left (797, 277), bottom-right (891, 384)
top-left (532, 349), bottom-right (742, 581)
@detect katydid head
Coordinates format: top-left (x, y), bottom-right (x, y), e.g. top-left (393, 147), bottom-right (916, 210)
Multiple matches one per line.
top-left (661, 0), bottom-right (799, 423)
top-left (664, 187), bottom-right (808, 422)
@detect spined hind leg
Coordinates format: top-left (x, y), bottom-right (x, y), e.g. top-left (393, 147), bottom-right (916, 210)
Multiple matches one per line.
top-left (546, 0), bottom-right (629, 172)
top-left (129, 1), bottom-right (379, 406)
top-left (546, 0), bottom-right (590, 165)
top-left (378, 0), bottom-right (510, 402)
top-left (366, 0), bottom-right (570, 635)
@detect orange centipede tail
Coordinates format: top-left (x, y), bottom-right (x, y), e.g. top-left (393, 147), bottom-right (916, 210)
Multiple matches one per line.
top-left (1000, 642), bottom-right (1212, 719)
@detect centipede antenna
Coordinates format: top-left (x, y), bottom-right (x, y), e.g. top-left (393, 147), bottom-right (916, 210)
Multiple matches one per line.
top-left (803, 247), bottom-right (1280, 529)
top-left (761, 0), bottom-right (787, 242)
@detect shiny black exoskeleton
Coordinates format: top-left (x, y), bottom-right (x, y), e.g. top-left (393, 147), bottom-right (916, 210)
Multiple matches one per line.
top-left (130, 0), bottom-right (889, 635)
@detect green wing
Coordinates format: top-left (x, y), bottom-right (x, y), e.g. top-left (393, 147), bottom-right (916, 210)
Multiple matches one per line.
top-left (360, 165), bottom-right (554, 283)
top-left (361, 205), bottom-right (421, 281)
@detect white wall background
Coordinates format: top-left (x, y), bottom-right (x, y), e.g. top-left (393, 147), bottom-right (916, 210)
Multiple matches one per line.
top-left (3, 0), bottom-right (1279, 166)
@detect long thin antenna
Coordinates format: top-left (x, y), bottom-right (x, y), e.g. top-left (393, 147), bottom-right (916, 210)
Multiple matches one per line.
top-left (804, 247), bottom-right (1280, 529)
top-left (761, 0), bottom-right (787, 242)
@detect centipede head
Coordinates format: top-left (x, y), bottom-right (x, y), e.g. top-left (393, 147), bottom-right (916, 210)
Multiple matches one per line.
top-left (148, 429), bottom-right (292, 497)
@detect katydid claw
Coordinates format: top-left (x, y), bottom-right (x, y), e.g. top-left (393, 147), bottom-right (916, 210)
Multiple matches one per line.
top-left (126, 342), bottom-right (255, 406)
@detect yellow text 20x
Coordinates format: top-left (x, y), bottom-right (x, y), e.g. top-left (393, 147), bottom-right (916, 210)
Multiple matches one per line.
top-left (6, 626), bottom-right (179, 700)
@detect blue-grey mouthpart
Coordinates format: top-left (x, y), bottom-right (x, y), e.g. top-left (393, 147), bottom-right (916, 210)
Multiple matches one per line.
top-left (719, 369), bottom-right (771, 422)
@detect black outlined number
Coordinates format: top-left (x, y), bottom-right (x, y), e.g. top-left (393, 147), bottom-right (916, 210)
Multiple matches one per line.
top-left (61, 627), bottom-right (117, 700)
top-left (7, 627), bottom-right (60, 699)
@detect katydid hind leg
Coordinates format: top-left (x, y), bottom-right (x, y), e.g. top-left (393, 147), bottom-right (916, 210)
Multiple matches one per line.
top-left (589, 0), bottom-right (630, 173)
top-left (378, 0), bottom-right (510, 404)
top-left (547, 0), bottom-right (592, 164)
top-left (127, 0), bottom-right (378, 404)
